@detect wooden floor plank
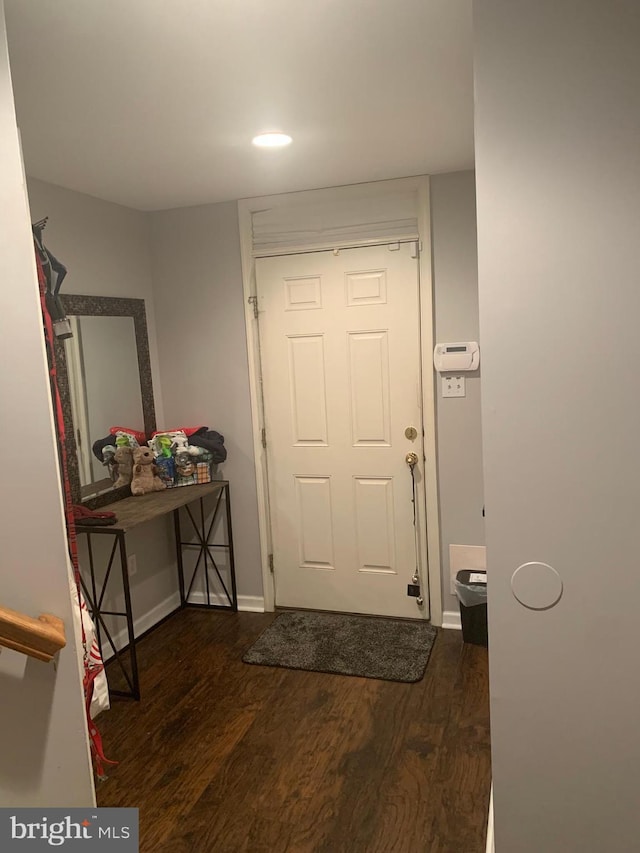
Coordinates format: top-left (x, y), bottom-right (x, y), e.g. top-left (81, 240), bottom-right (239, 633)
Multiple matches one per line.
top-left (96, 610), bottom-right (491, 852)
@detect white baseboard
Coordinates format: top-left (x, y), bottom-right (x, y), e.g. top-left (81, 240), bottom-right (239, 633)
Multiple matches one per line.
top-left (486, 785), bottom-right (494, 853)
top-left (442, 609), bottom-right (462, 630)
top-left (235, 595), bottom-right (265, 612)
top-left (101, 591), bottom-right (264, 660)
top-left (102, 590), bottom-right (181, 660)
top-left (185, 591), bottom-right (265, 612)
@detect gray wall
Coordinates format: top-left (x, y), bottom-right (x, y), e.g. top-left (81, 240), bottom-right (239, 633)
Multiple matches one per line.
top-left (26, 178), bottom-right (179, 648)
top-left (149, 202), bottom-right (263, 596)
top-left (149, 184), bottom-right (482, 607)
top-left (24, 177), bottom-right (482, 617)
top-left (0, 1), bottom-right (94, 806)
top-left (475, 1), bottom-right (640, 850)
top-left (25, 177), bottom-right (164, 416)
top-left (431, 171), bottom-right (484, 614)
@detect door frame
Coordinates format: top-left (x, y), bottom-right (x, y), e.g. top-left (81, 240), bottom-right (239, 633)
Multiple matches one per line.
top-left (238, 177), bottom-right (443, 626)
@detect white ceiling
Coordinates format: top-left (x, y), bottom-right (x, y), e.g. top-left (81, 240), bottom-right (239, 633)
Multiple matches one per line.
top-left (5, 0), bottom-right (473, 212)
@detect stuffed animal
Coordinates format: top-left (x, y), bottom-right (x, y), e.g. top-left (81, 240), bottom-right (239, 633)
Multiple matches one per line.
top-left (101, 444), bottom-right (117, 482)
top-left (187, 445), bottom-right (213, 461)
top-left (170, 432), bottom-right (190, 455)
top-left (131, 446), bottom-right (166, 496)
top-left (113, 446), bottom-right (134, 488)
top-left (114, 430), bottom-right (140, 449)
top-left (155, 456), bottom-right (176, 488)
top-left (175, 451), bottom-right (197, 486)
top-left (150, 434), bottom-right (173, 458)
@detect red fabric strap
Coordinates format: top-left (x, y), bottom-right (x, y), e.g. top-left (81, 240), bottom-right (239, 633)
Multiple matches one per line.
top-left (35, 243), bottom-right (117, 778)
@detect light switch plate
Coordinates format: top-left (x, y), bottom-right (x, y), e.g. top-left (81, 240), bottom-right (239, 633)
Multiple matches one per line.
top-left (442, 375), bottom-right (466, 398)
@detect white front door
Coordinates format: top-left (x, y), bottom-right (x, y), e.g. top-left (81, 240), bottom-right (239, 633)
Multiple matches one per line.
top-left (257, 242), bottom-right (427, 619)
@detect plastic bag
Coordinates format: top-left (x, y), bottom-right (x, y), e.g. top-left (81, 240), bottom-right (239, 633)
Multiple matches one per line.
top-left (455, 578), bottom-right (488, 608)
top-left (69, 574), bottom-right (110, 718)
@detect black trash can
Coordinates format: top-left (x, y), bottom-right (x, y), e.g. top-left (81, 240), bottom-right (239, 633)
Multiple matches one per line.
top-left (455, 570), bottom-right (488, 647)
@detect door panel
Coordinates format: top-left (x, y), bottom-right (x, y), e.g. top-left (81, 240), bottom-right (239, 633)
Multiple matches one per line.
top-left (257, 243), bottom-right (427, 618)
top-left (354, 476), bottom-right (396, 574)
top-left (287, 335), bottom-right (328, 444)
top-left (348, 330), bottom-right (391, 445)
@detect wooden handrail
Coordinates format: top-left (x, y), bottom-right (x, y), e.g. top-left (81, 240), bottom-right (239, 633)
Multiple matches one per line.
top-left (0, 605), bottom-right (66, 662)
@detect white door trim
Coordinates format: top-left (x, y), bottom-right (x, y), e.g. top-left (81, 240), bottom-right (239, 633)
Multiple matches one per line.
top-left (238, 177), bottom-right (443, 626)
top-left (416, 179), bottom-right (443, 626)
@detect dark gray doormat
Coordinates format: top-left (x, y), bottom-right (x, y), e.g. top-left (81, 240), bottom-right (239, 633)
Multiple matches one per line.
top-left (242, 610), bottom-right (438, 683)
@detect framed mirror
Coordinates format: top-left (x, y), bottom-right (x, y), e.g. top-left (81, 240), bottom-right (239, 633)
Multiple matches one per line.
top-left (54, 294), bottom-right (156, 508)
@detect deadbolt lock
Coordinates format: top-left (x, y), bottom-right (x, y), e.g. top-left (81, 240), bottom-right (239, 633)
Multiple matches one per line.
top-left (404, 426), bottom-right (418, 441)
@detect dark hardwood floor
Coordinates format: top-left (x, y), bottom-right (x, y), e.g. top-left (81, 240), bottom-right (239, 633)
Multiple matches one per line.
top-left (96, 610), bottom-right (491, 852)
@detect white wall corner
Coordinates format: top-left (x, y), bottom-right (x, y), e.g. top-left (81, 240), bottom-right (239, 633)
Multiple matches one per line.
top-left (442, 609), bottom-right (462, 630)
top-left (235, 595), bottom-right (266, 613)
top-left (238, 198), bottom-right (276, 612)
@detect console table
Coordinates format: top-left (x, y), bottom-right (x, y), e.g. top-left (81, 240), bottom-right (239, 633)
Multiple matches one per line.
top-left (76, 480), bottom-right (237, 700)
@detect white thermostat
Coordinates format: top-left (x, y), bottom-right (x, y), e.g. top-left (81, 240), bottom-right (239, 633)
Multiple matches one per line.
top-left (434, 341), bottom-right (480, 373)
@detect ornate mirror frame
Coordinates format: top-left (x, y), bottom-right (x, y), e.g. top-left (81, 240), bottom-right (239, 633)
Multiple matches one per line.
top-left (55, 294), bottom-right (156, 509)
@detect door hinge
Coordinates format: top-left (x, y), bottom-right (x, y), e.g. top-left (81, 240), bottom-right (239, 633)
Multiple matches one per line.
top-left (268, 553), bottom-right (274, 573)
top-left (248, 295), bottom-right (259, 319)
top-left (261, 427), bottom-right (267, 449)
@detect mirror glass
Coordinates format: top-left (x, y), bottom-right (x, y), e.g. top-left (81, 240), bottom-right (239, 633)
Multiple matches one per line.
top-left (55, 294), bottom-right (156, 508)
top-left (64, 315), bottom-right (144, 499)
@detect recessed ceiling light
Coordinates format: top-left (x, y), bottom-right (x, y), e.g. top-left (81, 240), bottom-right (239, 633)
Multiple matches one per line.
top-left (252, 132), bottom-right (293, 148)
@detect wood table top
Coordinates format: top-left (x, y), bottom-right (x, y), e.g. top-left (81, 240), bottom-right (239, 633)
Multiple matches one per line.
top-left (76, 480), bottom-right (228, 533)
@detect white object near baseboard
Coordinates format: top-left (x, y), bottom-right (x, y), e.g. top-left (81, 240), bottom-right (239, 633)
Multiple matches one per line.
top-left (449, 544), bottom-right (487, 595)
top-left (442, 610), bottom-right (462, 630)
top-left (486, 785), bottom-right (494, 853)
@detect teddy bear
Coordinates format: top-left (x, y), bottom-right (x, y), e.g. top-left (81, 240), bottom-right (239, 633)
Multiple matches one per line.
top-left (130, 446), bottom-right (167, 496)
top-left (113, 446), bottom-right (134, 488)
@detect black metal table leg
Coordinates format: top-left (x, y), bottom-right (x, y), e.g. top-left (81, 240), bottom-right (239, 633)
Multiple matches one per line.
top-left (117, 531), bottom-right (140, 700)
top-left (225, 482), bottom-right (239, 611)
top-left (78, 529), bottom-right (139, 700)
top-left (174, 484), bottom-right (238, 611)
top-left (174, 508), bottom-right (186, 608)
top-left (86, 534), bottom-right (101, 651)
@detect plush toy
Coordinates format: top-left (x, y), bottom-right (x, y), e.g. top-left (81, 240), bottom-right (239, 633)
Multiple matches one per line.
top-left (101, 444), bottom-right (116, 465)
top-left (113, 446), bottom-right (134, 488)
top-left (130, 446), bottom-right (166, 496)
top-left (155, 456), bottom-right (175, 488)
top-left (170, 432), bottom-right (190, 455)
top-left (115, 431), bottom-right (140, 449)
top-left (175, 451), bottom-right (197, 486)
top-left (101, 444), bottom-right (117, 482)
top-left (187, 446), bottom-right (212, 461)
top-left (150, 434), bottom-right (173, 458)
